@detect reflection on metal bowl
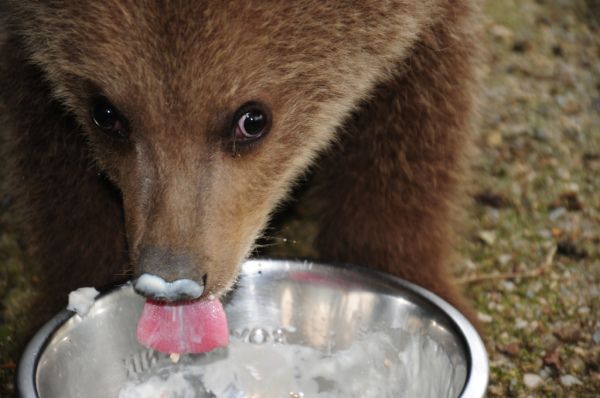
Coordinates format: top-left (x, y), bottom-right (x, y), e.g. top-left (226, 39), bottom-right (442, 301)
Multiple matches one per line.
top-left (18, 259), bottom-right (488, 398)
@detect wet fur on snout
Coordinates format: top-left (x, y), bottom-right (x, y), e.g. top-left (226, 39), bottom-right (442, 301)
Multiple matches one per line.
top-left (1, 0), bottom-right (481, 329)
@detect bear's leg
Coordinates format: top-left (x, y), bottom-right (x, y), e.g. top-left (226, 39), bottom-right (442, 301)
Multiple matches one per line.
top-left (1, 42), bottom-right (129, 326)
top-left (315, 17), bottom-right (478, 324)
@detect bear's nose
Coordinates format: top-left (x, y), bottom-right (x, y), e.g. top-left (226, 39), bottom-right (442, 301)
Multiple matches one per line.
top-left (134, 273), bottom-right (204, 301)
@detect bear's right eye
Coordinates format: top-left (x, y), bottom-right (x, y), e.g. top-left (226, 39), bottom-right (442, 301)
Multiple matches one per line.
top-left (90, 97), bottom-right (129, 139)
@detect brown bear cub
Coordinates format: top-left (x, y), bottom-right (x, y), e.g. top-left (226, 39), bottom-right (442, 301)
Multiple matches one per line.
top-left (1, 1), bottom-right (480, 331)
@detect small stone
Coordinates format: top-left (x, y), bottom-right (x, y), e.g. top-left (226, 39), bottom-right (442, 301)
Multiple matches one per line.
top-left (559, 375), bottom-right (582, 387)
top-left (463, 259), bottom-right (477, 270)
top-left (490, 24), bottom-right (514, 41)
top-left (537, 228), bottom-right (552, 239)
top-left (477, 312), bottom-right (493, 323)
top-left (533, 127), bottom-right (550, 141)
top-left (501, 280), bottom-right (516, 292)
top-left (557, 165), bottom-right (572, 179)
top-left (565, 183), bottom-right (579, 192)
top-left (523, 373), bottom-right (543, 389)
top-left (539, 367), bottom-right (552, 378)
top-left (485, 131), bottom-right (503, 147)
top-left (554, 325), bottom-right (582, 343)
top-left (503, 342), bottom-right (520, 357)
top-left (561, 100), bottom-right (582, 115)
top-left (486, 208), bottom-right (500, 222)
top-left (577, 306), bottom-right (590, 315)
top-left (515, 318), bottom-right (528, 329)
top-left (498, 254), bottom-right (512, 265)
top-left (541, 333), bottom-right (560, 352)
top-left (487, 384), bottom-right (503, 395)
top-left (477, 230), bottom-right (497, 245)
top-left (543, 347), bottom-right (561, 368)
top-left (593, 329), bottom-right (600, 344)
top-left (573, 347), bottom-right (587, 357)
top-left (565, 357), bottom-right (586, 373)
top-left (548, 207), bottom-right (567, 221)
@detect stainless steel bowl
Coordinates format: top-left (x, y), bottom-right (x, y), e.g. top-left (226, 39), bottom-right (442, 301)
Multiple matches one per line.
top-left (18, 259), bottom-right (488, 398)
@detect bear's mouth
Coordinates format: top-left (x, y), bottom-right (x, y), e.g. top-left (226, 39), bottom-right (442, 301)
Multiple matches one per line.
top-left (136, 296), bottom-right (229, 355)
top-left (134, 274), bottom-right (229, 354)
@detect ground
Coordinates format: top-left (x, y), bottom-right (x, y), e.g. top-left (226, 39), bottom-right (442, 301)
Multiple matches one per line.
top-left (1, 0), bottom-right (599, 396)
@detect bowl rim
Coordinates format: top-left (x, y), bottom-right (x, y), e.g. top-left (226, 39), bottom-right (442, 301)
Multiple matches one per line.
top-left (17, 258), bottom-right (488, 398)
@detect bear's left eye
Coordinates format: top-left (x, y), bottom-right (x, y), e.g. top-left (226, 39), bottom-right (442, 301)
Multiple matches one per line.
top-left (232, 102), bottom-right (271, 143)
top-left (90, 97), bottom-right (129, 139)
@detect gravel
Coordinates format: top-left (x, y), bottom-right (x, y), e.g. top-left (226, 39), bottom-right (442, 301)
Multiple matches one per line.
top-left (523, 373), bottom-right (543, 389)
top-left (560, 374), bottom-right (582, 387)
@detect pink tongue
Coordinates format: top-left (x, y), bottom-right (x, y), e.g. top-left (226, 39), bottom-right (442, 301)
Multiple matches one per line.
top-left (136, 298), bottom-right (228, 354)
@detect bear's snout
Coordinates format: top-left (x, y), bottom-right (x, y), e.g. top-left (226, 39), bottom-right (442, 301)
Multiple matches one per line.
top-left (134, 273), bottom-right (204, 301)
top-left (134, 247), bottom-right (207, 301)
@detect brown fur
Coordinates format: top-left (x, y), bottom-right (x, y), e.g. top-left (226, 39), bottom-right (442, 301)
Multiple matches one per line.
top-left (0, 1), bottom-right (480, 327)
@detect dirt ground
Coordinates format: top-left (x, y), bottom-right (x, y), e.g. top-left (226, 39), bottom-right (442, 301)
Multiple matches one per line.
top-left (463, 1), bottom-right (600, 396)
top-left (1, 0), bottom-right (599, 397)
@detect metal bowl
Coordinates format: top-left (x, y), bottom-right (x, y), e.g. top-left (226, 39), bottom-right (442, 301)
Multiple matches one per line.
top-left (18, 259), bottom-right (488, 398)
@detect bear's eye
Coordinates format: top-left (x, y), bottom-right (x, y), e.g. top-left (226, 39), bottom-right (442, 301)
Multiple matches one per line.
top-left (232, 102), bottom-right (271, 143)
top-left (90, 97), bottom-right (129, 139)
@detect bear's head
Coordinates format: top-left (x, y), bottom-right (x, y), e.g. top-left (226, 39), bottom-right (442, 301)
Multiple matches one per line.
top-left (8, 0), bottom-right (430, 300)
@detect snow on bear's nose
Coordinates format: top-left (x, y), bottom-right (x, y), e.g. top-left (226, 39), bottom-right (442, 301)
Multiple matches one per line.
top-left (134, 273), bottom-right (204, 301)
